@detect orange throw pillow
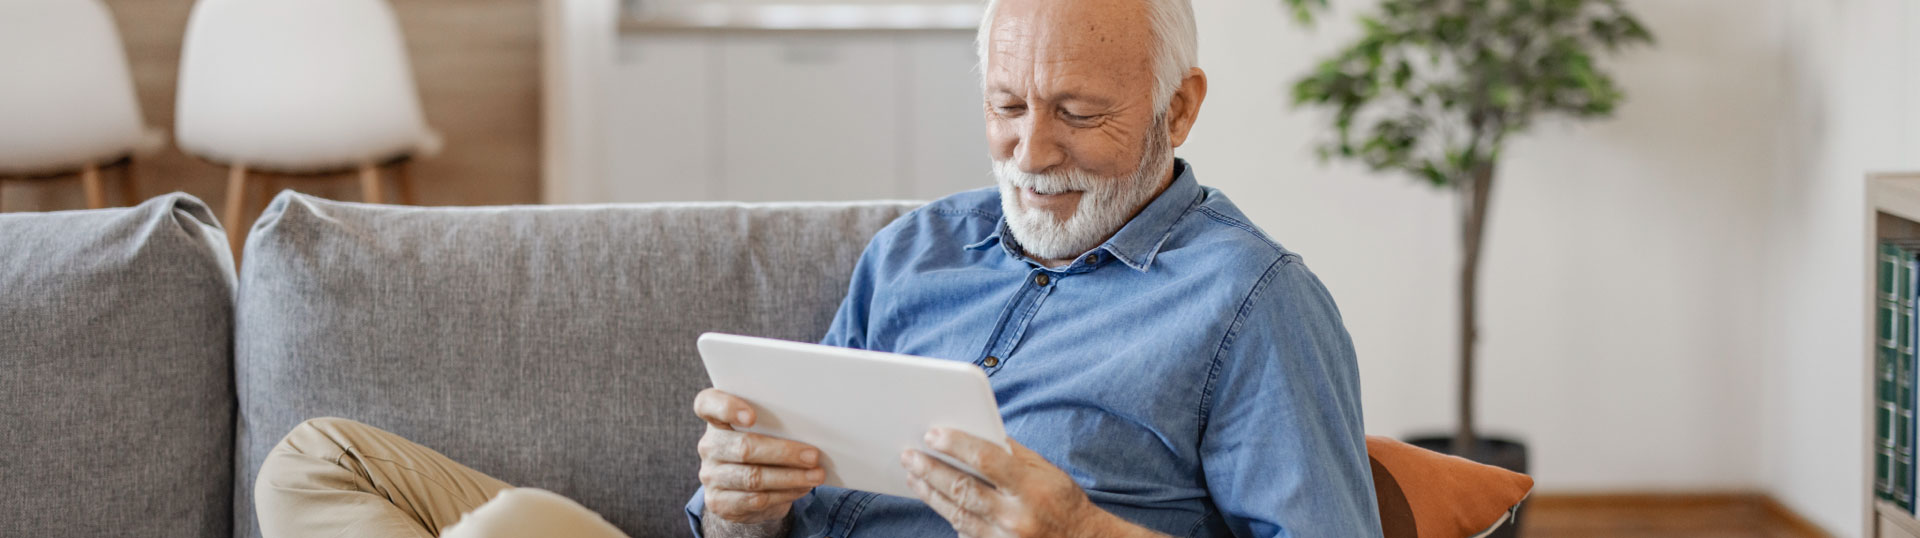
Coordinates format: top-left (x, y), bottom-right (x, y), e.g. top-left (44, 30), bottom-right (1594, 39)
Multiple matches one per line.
top-left (1367, 436), bottom-right (1534, 538)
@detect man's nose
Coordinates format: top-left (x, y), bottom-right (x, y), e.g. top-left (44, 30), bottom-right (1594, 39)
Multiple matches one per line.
top-left (1014, 115), bottom-right (1067, 174)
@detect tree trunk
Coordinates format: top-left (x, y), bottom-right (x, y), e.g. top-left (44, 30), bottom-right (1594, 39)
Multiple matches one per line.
top-left (1453, 162), bottom-right (1496, 458)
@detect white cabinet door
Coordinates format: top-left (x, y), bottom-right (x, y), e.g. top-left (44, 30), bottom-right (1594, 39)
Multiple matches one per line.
top-left (903, 33), bottom-right (992, 200)
top-left (602, 30), bottom-right (985, 203)
top-left (606, 33), bottom-right (719, 202)
top-left (717, 33), bottom-right (903, 201)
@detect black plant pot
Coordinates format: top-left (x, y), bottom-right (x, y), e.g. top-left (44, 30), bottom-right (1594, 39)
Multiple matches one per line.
top-left (1404, 436), bottom-right (1530, 538)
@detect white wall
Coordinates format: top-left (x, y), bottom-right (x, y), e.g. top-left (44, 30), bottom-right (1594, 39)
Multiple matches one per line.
top-left (1763, 1), bottom-right (1920, 535)
top-left (1183, 0), bottom-right (1785, 493)
top-left (544, 0), bottom-right (618, 203)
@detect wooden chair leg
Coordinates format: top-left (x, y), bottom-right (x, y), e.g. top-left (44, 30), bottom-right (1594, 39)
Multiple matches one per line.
top-left (120, 161), bottom-right (139, 206)
top-left (262, 175), bottom-right (282, 206)
top-left (395, 161), bottom-right (415, 205)
top-left (254, 173), bottom-right (281, 231)
top-left (358, 164), bottom-right (383, 204)
top-left (224, 165), bottom-right (249, 257)
top-left (81, 162), bottom-right (105, 209)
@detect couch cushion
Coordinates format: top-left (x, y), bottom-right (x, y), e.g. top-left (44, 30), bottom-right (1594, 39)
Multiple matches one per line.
top-left (0, 193), bottom-right (236, 538)
top-left (1366, 436), bottom-right (1534, 538)
top-left (233, 192), bottom-right (919, 538)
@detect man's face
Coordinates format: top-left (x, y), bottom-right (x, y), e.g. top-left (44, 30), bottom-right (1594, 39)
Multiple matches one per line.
top-left (984, 0), bottom-right (1175, 260)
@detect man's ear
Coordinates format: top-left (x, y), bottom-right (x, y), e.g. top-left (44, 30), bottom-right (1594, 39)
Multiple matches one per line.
top-left (1167, 67), bottom-right (1208, 148)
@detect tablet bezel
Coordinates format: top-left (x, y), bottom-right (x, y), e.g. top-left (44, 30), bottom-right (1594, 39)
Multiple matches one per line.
top-left (696, 332), bottom-right (1009, 499)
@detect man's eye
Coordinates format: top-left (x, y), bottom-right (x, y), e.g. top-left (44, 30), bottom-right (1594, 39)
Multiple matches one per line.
top-left (995, 105), bottom-right (1027, 116)
top-left (1061, 110), bottom-right (1096, 122)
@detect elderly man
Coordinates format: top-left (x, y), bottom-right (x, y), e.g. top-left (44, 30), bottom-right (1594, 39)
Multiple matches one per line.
top-left (253, 0), bottom-right (1380, 536)
top-left (688, 0), bottom-right (1379, 536)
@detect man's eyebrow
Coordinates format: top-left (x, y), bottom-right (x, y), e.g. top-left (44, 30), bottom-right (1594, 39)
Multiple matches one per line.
top-left (985, 89), bottom-right (1114, 108)
top-left (1049, 93), bottom-right (1114, 108)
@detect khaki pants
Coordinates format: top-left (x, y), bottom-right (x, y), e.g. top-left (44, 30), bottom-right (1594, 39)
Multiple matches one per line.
top-left (254, 417), bottom-right (632, 538)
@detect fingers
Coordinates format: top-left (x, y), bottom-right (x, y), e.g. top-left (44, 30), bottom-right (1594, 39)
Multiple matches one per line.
top-left (694, 389), bottom-right (820, 525)
top-left (908, 473), bottom-right (1000, 538)
top-left (699, 428), bottom-right (823, 468)
top-left (924, 428), bottom-right (1016, 486)
top-left (693, 388), bottom-right (754, 430)
top-left (700, 462), bottom-right (827, 491)
top-left (704, 487), bottom-right (812, 517)
top-left (902, 450), bottom-right (997, 514)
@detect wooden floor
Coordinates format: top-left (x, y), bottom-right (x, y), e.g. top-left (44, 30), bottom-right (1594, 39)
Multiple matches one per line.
top-left (1518, 494), bottom-right (1831, 538)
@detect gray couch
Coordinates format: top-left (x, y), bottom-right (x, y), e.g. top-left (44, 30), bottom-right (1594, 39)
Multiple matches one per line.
top-left (2, 192), bottom-right (919, 538)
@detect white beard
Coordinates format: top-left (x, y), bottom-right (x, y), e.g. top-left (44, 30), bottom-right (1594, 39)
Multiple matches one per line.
top-left (994, 115), bottom-right (1175, 261)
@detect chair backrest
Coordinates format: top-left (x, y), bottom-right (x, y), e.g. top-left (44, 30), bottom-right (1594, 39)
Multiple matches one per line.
top-left (175, 0), bottom-right (436, 173)
top-left (0, 0), bottom-right (150, 175)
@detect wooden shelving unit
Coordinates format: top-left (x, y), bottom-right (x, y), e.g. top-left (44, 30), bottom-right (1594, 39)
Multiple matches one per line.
top-left (1868, 172), bottom-right (1920, 538)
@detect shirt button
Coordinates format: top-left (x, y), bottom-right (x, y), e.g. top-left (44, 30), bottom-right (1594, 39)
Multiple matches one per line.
top-left (983, 356), bottom-right (1000, 367)
top-left (1084, 254), bottom-right (1099, 265)
top-left (1035, 273), bottom-right (1050, 287)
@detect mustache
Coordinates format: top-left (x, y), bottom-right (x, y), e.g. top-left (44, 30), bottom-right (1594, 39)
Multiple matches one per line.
top-left (992, 162), bottom-right (1110, 195)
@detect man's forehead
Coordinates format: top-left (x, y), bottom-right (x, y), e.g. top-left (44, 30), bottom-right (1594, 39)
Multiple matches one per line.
top-left (985, 0), bottom-right (1155, 92)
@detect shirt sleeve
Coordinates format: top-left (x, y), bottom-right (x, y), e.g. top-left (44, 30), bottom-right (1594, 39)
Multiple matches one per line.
top-left (819, 218), bottom-right (894, 350)
top-left (1199, 258), bottom-right (1383, 538)
top-left (685, 487), bottom-right (708, 537)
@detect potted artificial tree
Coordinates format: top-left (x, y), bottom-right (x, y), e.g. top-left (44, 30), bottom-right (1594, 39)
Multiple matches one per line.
top-left (1284, 0), bottom-right (1652, 527)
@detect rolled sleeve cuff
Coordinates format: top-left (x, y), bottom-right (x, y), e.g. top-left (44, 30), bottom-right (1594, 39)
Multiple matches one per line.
top-left (685, 486), bottom-right (708, 538)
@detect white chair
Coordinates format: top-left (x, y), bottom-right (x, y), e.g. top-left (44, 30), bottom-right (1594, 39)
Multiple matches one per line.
top-left (0, 0), bottom-right (165, 211)
top-left (175, 0), bottom-right (439, 254)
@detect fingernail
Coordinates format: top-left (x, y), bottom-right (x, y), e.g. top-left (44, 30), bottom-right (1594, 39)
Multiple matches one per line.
top-left (924, 429), bottom-right (942, 447)
top-left (735, 410), bottom-right (751, 425)
top-left (802, 449), bottom-right (819, 465)
top-left (807, 468), bottom-right (825, 481)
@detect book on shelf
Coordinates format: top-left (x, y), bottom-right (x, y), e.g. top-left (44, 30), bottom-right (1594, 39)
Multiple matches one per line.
top-left (1903, 252), bottom-right (1917, 512)
top-left (1879, 244), bottom-right (1896, 507)
top-left (1876, 241), bottom-right (1920, 513)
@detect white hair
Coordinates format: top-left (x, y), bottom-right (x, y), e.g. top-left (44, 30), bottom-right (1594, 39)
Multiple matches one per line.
top-left (975, 0), bottom-right (1199, 109)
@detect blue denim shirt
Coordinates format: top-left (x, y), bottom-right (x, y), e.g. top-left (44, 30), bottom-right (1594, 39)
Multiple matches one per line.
top-left (686, 160), bottom-right (1381, 537)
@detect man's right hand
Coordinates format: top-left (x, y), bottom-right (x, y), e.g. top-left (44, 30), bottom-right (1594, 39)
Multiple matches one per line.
top-left (694, 388), bottom-right (826, 530)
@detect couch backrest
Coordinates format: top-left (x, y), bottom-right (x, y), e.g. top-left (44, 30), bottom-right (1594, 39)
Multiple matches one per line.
top-left (233, 192), bottom-right (919, 538)
top-left (0, 194), bottom-right (236, 538)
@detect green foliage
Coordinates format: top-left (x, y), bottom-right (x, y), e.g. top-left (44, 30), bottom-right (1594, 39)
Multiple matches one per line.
top-left (1285, 0), bottom-right (1653, 187)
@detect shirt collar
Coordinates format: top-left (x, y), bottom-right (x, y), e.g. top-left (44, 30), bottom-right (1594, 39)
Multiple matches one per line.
top-left (966, 159), bottom-right (1203, 273)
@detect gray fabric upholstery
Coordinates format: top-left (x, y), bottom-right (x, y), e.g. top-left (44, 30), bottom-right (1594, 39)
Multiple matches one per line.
top-left (0, 194), bottom-right (236, 538)
top-left (234, 192), bottom-right (919, 538)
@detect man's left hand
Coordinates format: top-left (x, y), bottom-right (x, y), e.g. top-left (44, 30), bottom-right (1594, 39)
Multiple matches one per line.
top-left (901, 428), bottom-right (1137, 538)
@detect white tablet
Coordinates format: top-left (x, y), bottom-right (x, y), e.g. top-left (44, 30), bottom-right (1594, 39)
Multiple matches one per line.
top-left (696, 332), bottom-right (1008, 499)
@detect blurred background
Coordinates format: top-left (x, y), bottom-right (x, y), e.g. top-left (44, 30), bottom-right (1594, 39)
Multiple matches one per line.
top-left (4, 0), bottom-right (1918, 536)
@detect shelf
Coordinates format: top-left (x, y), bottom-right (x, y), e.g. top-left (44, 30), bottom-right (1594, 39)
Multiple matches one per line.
top-left (1872, 173), bottom-right (1920, 223)
top-left (622, 3), bottom-right (982, 32)
top-left (1882, 501), bottom-right (1920, 538)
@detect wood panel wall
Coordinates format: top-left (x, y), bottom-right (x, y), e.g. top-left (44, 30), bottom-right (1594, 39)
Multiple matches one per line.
top-left (0, 0), bottom-right (542, 213)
